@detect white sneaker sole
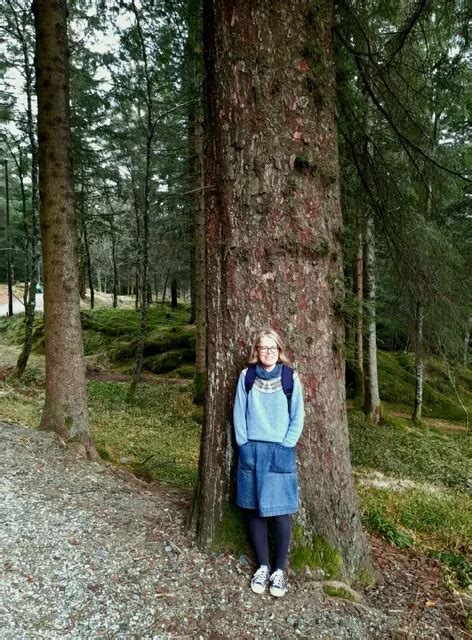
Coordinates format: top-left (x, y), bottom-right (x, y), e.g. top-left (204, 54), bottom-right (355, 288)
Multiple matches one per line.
top-left (251, 582), bottom-right (267, 594)
top-left (270, 586), bottom-right (287, 597)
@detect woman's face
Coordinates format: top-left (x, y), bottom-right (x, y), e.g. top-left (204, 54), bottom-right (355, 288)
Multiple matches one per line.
top-left (257, 335), bottom-right (279, 370)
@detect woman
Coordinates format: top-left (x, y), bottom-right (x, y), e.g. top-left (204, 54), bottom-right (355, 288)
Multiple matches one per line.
top-left (233, 328), bottom-right (304, 597)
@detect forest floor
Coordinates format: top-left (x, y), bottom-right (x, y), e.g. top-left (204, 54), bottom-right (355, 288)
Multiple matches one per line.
top-left (0, 303), bottom-right (471, 638)
top-left (1, 419), bottom-right (470, 640)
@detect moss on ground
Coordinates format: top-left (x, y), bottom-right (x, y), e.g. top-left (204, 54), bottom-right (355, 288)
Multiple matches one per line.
top-left (323, 584), bottom-right (356, 600)
top-left (359, 484), bottom-right (471, 558)
top-left (212, 504), bottom-right (250, 556)
top-left (291, 528), bottom-right (343, 578)
top-left (144, 349), bottom-right (195, 375)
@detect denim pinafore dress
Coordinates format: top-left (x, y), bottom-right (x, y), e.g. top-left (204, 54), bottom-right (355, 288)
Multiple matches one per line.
top-left (236, 440), bottom-right (299, 516)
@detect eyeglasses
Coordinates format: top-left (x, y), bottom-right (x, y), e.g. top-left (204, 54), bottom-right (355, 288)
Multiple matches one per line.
top-left (257, 346), bottom-right (279, 354)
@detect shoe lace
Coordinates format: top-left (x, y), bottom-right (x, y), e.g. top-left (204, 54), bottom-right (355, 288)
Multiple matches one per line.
top-left (270, 569), bottom-right (285, 588)
top-left (253, 565), bottom-right (269, 584)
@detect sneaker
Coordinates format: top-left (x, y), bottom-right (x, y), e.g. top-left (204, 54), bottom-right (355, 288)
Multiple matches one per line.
top-left (250, 565), bottom-right (270, 594)
top-left (269, 569), bottom-right (287, 597)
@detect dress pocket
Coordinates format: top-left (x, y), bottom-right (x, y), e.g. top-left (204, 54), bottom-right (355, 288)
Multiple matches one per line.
top-left (269, 444), bottom-right (296, 473)
top-left (238, 442), bottom-right (255, 470)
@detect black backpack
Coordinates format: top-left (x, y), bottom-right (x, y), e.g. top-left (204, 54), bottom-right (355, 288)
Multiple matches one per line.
top-left (244, 364), bottom-right (294, 413)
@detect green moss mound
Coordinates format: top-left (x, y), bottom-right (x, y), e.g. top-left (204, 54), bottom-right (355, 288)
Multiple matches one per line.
top-left (291, 529), bottom-right (342, 578)
top-left (144, 349), bottom-right (195, 374)
top-left (212, 504), bottom-right (249, 555)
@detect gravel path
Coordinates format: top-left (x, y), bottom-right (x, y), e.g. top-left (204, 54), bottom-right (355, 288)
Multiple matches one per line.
top-left (0, 421), bottom-right (466, 639)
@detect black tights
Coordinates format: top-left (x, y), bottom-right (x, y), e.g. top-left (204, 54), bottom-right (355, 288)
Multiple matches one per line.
top-left (245, 510), bottom-right (292, 571)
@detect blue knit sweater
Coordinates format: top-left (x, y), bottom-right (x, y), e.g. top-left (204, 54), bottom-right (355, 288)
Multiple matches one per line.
top-left (233, 366), bottom-right (304, 447)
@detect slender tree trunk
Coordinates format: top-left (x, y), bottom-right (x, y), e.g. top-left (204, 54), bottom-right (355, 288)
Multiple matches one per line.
top-left (412, 301), bottom-right (424, 424)
top-left (111, 225), bottom-right (118, 308)
top-left (134, 268), bottom-right (139, 308)
top-left (82, 217), bottom-right (94, 310)
top-left (17, 154), bottom-right (30, 310)
top-left (464, 315), bottom-right (471, 366)
top-left (360, 86), bottom-right (381, 424)
top-left (171, 278), bottom-right (178, 308)
top-left (14, 146), bottom-right (36, 378)
top-left (32, 0), bottom-right (96, 458)
top-left (127, 1), bottom-right (153, 402)
top-left (77, 173), bottom-right (87, 300)
top-left (353, 215), bottom-right (364, 400)
top-left (190, 0), bottom-right (370, 580)
top-left (16, 147), bottom-right (39, 378)
top-left (161, 268), bottom-right (170, 306)
top-left (130, 166), bottom-right (141, 310)
top-left (185, 0), bottom-right (206, 403)
top-left (4, 160), bottom-right (14, 317)
top-left (362, 210), bottom-right (381, 424)
top-left (194, 101), bottom-right (207, 404)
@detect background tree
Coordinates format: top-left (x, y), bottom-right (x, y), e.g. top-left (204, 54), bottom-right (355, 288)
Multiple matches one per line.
top-left (32, 0), bottom-right (96, 457)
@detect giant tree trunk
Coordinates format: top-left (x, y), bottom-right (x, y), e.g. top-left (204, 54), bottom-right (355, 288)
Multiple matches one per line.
top-left (33, 0), bottom-right (95, 458)
top-left (362, 210), bottom-right (382, 424)
top-left (190, 0), bottom-right (370, 580)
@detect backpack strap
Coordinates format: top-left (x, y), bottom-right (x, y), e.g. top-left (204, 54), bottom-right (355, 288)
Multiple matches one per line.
top-left (281, 364), bottom-right (294, 415)
top-left (245, 364), bottom-right (257, 395)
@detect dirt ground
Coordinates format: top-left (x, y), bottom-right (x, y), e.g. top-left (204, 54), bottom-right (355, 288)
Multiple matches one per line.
top-left (1, 419), bottom-right (470, 639)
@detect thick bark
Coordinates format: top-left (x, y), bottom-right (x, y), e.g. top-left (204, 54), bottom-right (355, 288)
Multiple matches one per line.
top-left (362, 210), bottom-right (381, 424)
top-left (32, 0), bottom-right (95, 457)
top-left (190, 0), bottom-right (369, 579)
top-left (412, 301), bottom-right (424, 424)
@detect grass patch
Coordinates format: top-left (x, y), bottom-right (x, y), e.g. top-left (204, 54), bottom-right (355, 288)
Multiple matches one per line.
top-left (362, 509), bottom-right (413, 548)
top-left (349, 410), bottom-right (472, 491)
top-left (88, 381), bottom-right (200, 488)
top-left (430, 550), bottom-right (472, 590)
top-left (358, 484), bottom-right (471, 556)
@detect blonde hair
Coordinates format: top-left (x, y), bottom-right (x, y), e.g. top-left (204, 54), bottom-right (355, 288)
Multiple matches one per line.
top-left (248, 327), bottom-right (290, 365)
